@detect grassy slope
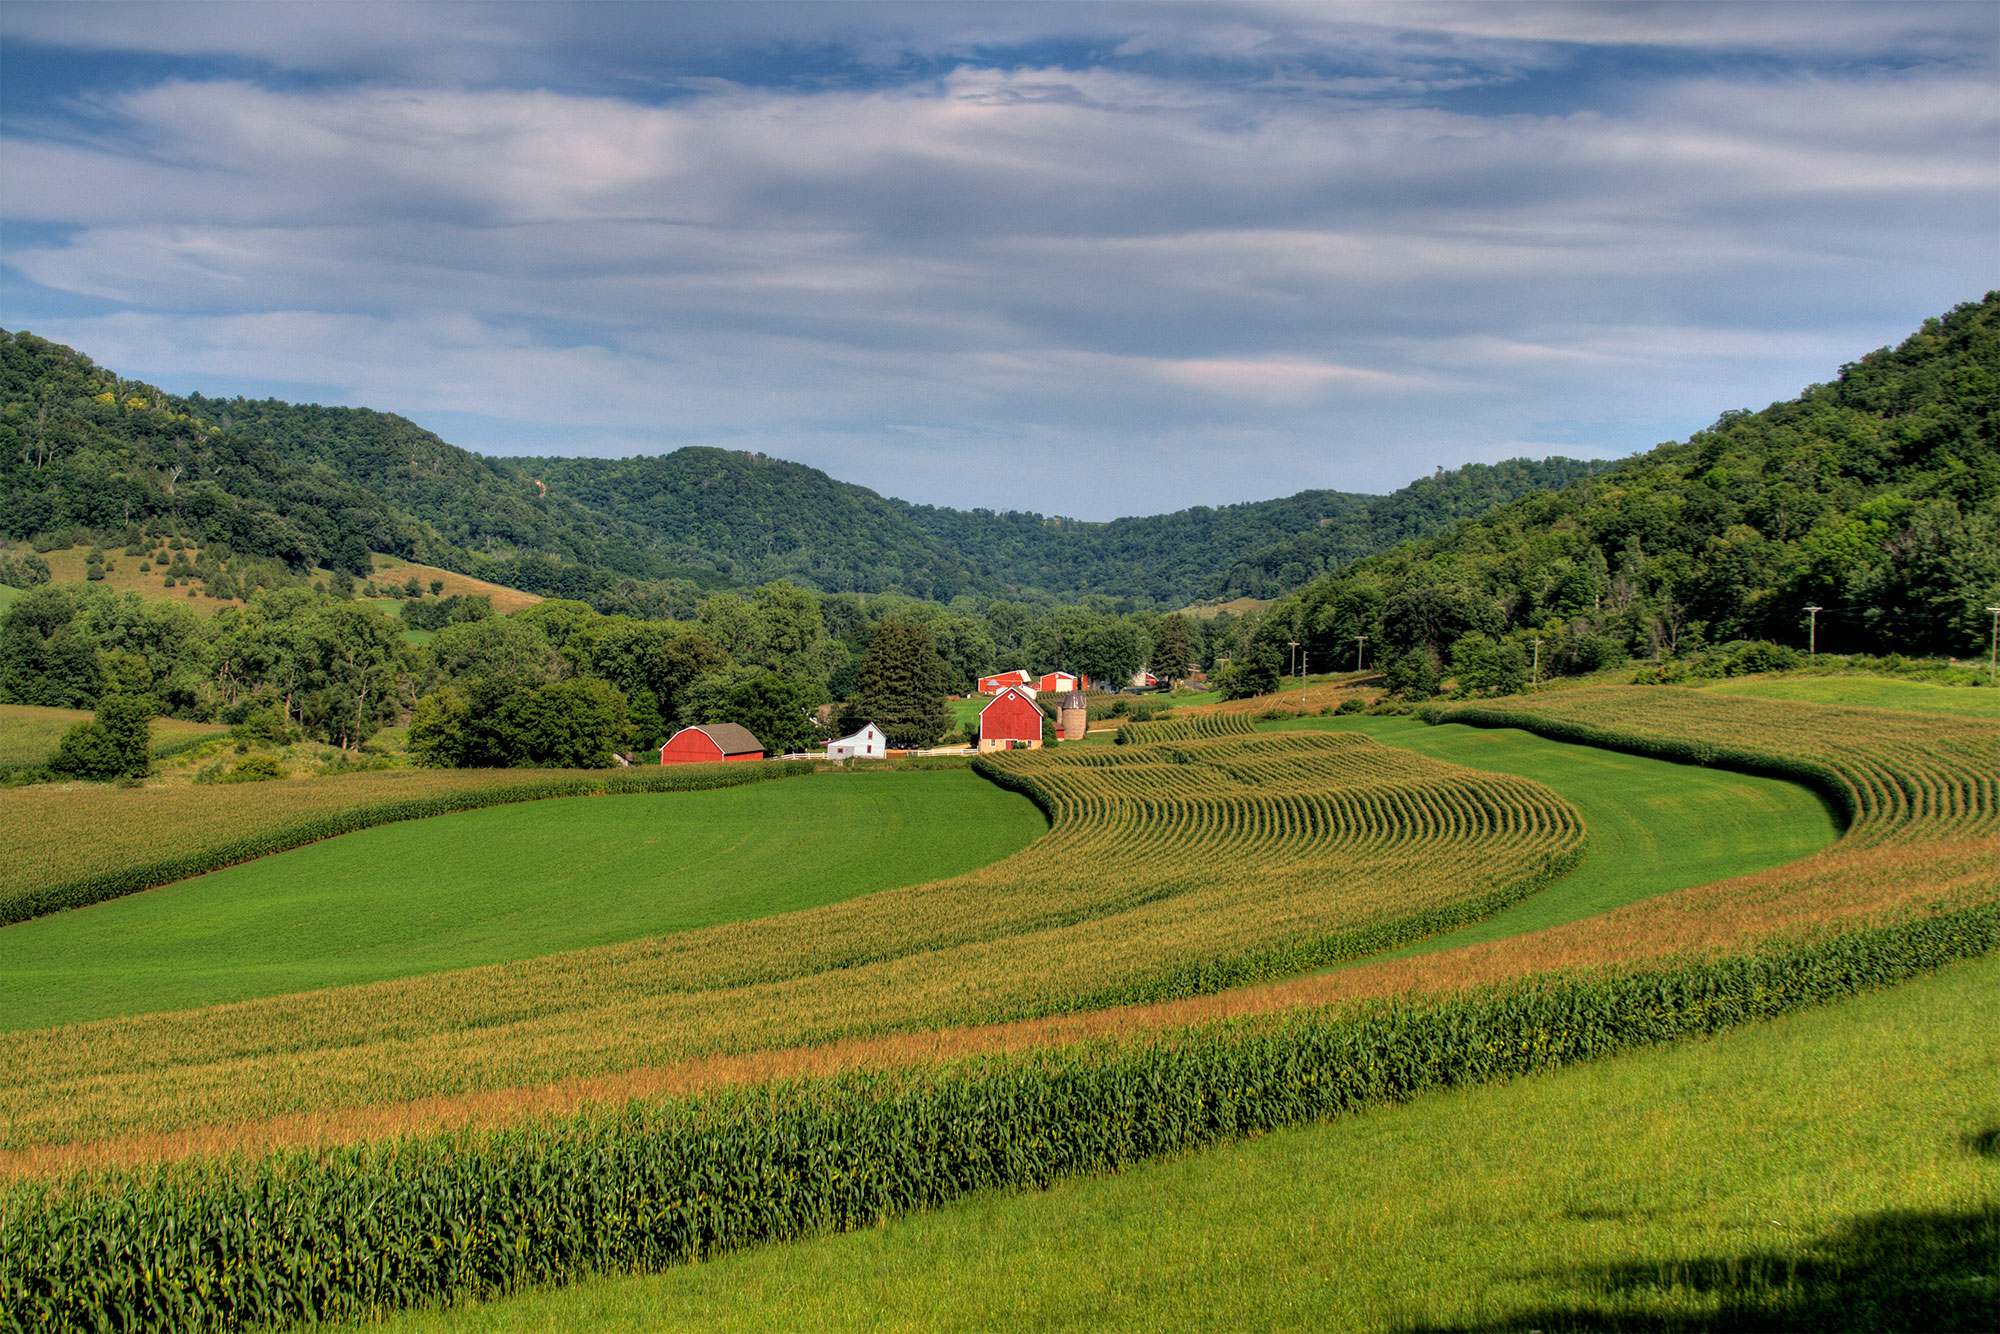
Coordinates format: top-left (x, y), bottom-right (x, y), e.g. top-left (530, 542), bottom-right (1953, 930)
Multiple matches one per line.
top-left (376, 949), bottom-right (2000, 1334)
top-left (1260, 715), bottom-right (1840, 955)
top-left (1706, 674), bottom-right (2000, 718)
top-left (0, 770), bottom-right (1044, 1031)
top-left (0, 703), bottom-right (227, 767)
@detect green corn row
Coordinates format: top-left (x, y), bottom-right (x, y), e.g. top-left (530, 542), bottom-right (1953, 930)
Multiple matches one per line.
top-left (5, 904), bottom-right (1992, 1334)
top-left (0, 761), bottom-right (815, 927)
top-left (1112, 714), bottom-right (1256, 745)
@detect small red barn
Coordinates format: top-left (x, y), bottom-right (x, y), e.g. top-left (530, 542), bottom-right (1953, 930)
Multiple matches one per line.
top-left (978, 686), bottom-right (1044, 753)
top-left (1037, 671), bottom-right (1087, 693)
top-left (978, 669), bottom-right (1034, 695)
top-left (659, 723), bottom-right (765, 765)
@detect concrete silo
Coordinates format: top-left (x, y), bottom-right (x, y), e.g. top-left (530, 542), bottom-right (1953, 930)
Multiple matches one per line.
top-left (1059, 690), bottom-right (1088, 742)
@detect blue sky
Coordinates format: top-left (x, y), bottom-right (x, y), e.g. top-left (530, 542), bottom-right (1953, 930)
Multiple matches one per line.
top-left (2, 2), bottom-right (1994, 518)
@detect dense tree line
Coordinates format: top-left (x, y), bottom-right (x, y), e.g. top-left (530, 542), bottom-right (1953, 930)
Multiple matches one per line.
top-left (1, 566), bottom-right (1217, 767)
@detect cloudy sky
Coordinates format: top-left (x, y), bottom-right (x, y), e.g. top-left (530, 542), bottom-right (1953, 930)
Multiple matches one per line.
top-left (2, 2), bottom-right (1995, 517)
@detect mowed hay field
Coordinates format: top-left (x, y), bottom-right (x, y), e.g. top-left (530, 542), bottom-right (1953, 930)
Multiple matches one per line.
top-left (0, 765), bottom-right (803, 909)
top-left (0, 704), bottom-right (225, 768)
top-left (0, 770), bottom-right (1048, 1032)
top-left (371, 951), bottom-right (2000, 1334)
top-left (1706, 673), bottom-right (1999, 718)
top-left (1261, 713), bottom-right (1841, 956)
top-left (0, 725), bottom-right (1588, 1152)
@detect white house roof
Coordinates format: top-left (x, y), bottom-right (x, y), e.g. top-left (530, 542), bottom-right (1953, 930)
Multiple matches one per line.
top-left (829, 723), bottom-right (885, 746)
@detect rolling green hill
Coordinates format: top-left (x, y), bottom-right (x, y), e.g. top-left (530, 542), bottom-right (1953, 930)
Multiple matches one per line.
top-left (1248, 292), bottom-right (2000, 674)
top-left (2, 329), bottom-right (1602, 610)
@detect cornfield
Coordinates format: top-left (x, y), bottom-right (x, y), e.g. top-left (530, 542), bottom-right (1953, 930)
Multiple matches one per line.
top-left (0, 731), bottom-right (1583, 1150)
top-left (3, 685), bottom-right (1996, 1333)
top-left (4, 905), bottom-right (1992, 1334)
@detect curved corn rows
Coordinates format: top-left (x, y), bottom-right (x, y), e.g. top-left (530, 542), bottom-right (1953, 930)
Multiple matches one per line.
top-left (1112, 713), bottom-right (1256, 745)
top-left (1444, 687), bottom-right (2000, 846)
top-left (0, 732), bottom-right (1584, 1153)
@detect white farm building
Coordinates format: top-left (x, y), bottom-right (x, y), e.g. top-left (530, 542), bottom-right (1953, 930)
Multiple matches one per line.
top-left (826, 722), bottom-right (888, 761)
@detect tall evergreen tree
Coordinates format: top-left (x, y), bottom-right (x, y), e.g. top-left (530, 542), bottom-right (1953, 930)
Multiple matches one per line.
top-left (841, 620), bottom-right (953, 747)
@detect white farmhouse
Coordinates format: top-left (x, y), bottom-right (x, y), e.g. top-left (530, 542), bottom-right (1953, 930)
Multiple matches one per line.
top-left (826, 722), bottom-right (888, 761)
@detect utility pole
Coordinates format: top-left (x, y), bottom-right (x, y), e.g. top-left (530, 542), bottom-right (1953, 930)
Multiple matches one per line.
top-left (1987, 605), bottom-right (2000, 687)
top-left (1353, 635), bottom-right (1366, 672)
top-left (1288, 640), bottom-right (1299, 688)
top-left (1806, 605), bottom-right (1823, 660)
top-left (1532, 637), bottom-right (1542, 686)
top-left (1300, 649), bottom-right (1308, 702)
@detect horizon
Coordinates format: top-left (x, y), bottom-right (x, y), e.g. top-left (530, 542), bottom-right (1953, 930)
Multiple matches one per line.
top-left (3, 2), bottom-right (1995, 520)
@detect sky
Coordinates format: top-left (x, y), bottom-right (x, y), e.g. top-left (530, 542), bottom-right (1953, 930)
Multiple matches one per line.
top-left (2, 2), bottom-right (1995, 519)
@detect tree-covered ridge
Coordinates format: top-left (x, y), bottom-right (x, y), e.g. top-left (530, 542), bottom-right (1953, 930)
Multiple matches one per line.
top-left (520, 449), bottom-right (1614, 605)
top-left (1241, 292), bottom-right (2000, 688)
top-left (4, 326), bottom-right (1600, 609)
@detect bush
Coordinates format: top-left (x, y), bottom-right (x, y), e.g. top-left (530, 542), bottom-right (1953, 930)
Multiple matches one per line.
top-left (1335, 697), bottom-right (1366, 715)
top-left (1384, 647), bottom-right (1442, 700)
top-left (216, 754), bottom-right (286, 783)
top-left (46, 693), bottom-right (151, 781)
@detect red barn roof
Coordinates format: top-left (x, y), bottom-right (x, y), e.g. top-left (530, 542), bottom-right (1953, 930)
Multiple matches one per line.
top-left (979, 686), bottom-right (1044, 747)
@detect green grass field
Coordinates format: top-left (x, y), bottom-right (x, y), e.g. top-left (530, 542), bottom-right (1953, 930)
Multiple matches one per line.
top-left (1260, 715), bottom-right (1840, 958)
top-left (371, 945), bottom-right (2000, 1333)
top-left (0, 769), bottom-right (1044, 1031)
top-left (0, 703), bottom-right (227, 768)
top-left (1706, 674), bottom-right (1999, 717)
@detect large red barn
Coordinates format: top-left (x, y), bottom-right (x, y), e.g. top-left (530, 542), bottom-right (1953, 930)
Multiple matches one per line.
top-left (659, 723), bottom-right (765, 765)
top-left (978, 686), bottom-right (1044, 753)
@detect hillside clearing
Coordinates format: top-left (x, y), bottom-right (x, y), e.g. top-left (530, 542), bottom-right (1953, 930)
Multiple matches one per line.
top-left (371, 951), bottom-right (1999, 1334)
top-left (0, 770), bottom-right (1046, 1032)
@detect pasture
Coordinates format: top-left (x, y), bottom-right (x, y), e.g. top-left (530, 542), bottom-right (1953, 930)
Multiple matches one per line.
top-left (371, 949), bottom-right (2000, 1334)
top-left (0, 703), bottom-right (226, 768)
top-left (1262, 714), bottom-right (1840, 955)
top-left (0, 770), bottom-right (1047, 1031)
top-left (1707, 673), bottom-right (1999, 717)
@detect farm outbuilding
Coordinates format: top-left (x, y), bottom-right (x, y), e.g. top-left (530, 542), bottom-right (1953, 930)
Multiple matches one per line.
top-left (826, 722), bottom-right (887, 761)
top-left (1038, 671), bottom-right (1087, 693)
top-left (978, 686), bottom-right (1044, 753)
top-left (978, 669), bottom-right (1034, 695)
top-left (659, 723), bottom-right (765, 765)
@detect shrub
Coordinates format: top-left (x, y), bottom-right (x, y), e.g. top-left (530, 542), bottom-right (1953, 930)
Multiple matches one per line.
top-left (217, 754), bottom-right (286, 783)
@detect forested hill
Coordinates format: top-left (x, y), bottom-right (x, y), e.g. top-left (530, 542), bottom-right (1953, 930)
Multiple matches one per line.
top-left (1244, 292), bottom-right (2000, 682)
top-left (516, 451), bottom-right (1613, 604)
top-left (0, 326), bottom-right (1606, 607)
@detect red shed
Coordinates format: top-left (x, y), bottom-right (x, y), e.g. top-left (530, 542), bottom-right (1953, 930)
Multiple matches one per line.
top-left (978, 669), bottom-right (1033, 695)
top-left (1037, 671), bottom-right (1087, 693)
top-left (978, 686), bottom-right (1044, 753)
top-left (659, 723), bottom-right (765, 765)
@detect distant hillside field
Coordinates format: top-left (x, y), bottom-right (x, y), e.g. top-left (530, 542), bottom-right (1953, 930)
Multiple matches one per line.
top-left (0, 704), bottom-right (226, 768)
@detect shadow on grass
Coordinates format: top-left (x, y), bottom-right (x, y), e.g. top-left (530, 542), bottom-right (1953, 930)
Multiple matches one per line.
top-left (1409, 1205), bottom-right (1999, 1332)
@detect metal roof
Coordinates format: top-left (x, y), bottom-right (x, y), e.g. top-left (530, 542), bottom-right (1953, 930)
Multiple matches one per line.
top-left (679, 722), bottom-right (764, 755)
